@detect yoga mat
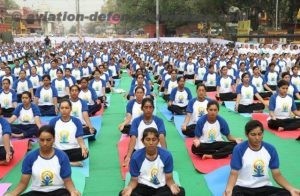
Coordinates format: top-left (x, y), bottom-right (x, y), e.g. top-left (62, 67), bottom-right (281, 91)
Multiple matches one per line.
top-left (204, 165), bottom-right (231, 196)
top-left (0, 183), bottom-right (12, 196)
top-left (173, 115), bottom-right (186, 138)
top-left (90, 115), bottom-right (102, 138)
top-left (94, 103), bottom-right (104, 116)
top-left (224, 101), bottom-right (251, 118)
top-left (0, 139), bottom-right (29, 179)
top-left (252, 113), bottom-right (300, 139)
top-left (40, 116), bottom-right (56, 124)
top-left (114, 79), bottom-right (121, 88)
top-left (124, 171), bottom-right (181, 187)
top-left (158, 105), bottom-right (173, 121)
top-left (72, 139), bottom-right (89, 177)
top-left (72, 169), bottom-right (86, 195)
top-left (118, 136), bottom-right (130, 180)
top-left (206, 91), bottom-right (217, 101)
top-left (184, 138), bottom-right (230, 174)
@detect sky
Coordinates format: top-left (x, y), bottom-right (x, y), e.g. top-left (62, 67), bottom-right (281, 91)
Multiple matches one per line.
top-left (14, 0), bottom-right (106, 29)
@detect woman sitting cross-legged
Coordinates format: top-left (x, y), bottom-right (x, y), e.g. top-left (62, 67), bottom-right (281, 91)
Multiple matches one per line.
top-left (8, 91), bottom-right (42, 139)
top-left (119, 127), bottom-right (185, 196)
top-left (5, 125), bottom-right (80, 196)
top-left (123, 98), bottom-right (167, 168)
top-left (235, 72), bottom-right (268, 113)
top-left (224, 120), bottom-right (300, 196)
top-left (118, 86), bottom-right (144, 135)
top-left (216, 66), bottom-right (237, 101)
top-left (34, 74), bottom-right (58, 116)
top-left (181, 84), bottom-right (209, 137)
top-left (168, 76), bottom-right (192, 115)
top-left (268, 80), bottom-right (300, 131)
top-left (192, 100), bottom-right (242, 159)
top-left (78, 77), bottom-right (101, 116)
top-left (49, 99), bottom-right (89, 167)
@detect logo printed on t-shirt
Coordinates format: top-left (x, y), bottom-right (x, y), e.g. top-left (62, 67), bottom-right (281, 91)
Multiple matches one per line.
top-left (41, 170), bottom-right (54, 186)
top-left (252, 159), bottom-right (265, 177)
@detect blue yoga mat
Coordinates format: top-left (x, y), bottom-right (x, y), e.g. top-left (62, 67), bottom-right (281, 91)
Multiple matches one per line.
top-left (90, 115), bottom-right (102, 138)
top-left (40, 116), bottom-right (56, 124)
top-left (204, 165), bottom-right (231, 196)
top-left (158, 105), bottom-right (173, 121)
top-left (72, 139), bottom-right (90, 177)
top-left (224, 101), bottom-right (252, 118)
top-left (173, 115), bottom-right (186, 138)
top-left (114, 79), bottom-right (121, 88)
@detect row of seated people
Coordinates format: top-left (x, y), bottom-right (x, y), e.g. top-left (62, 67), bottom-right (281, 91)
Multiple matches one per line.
top-left (3, 89), bottom-right (97, 141)
top-left (0, 69), bottom-right (109, 117)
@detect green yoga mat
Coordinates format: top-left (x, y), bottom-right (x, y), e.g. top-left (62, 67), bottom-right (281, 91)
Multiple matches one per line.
top-left (124, 171), bottom-right (181, 187)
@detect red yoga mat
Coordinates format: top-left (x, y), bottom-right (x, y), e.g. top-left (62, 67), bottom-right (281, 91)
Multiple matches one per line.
top-left (118, 136), bottom-right (130, 180)
top-left (94, 103), bottom-right (105, 116)
top-left (185, 138), bottom-right (230, 174)
top-left (206, 91), bottom-right (217, 100)
top-left (252, 113), bottom-right (300, 139)
top-left (0, 139), bottom-right (29, 179)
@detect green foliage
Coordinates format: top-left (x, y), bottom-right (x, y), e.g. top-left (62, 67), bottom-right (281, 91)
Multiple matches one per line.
top-left (69, 25), bottom-right (76, 34)
top-left (4, 0), bottom-right (19, 9)
top-left (109, 0), bottom-right (298, 32)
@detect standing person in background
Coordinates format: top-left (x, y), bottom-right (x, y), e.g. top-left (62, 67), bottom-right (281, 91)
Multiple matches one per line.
top-left (44, 36), bottom-right (51, 48)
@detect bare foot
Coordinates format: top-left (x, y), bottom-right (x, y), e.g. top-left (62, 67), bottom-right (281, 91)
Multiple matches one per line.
top-left (202, 154), bottom-right (213, 159)
top-left (278, 127), bottom-right (284, 132)
top-left (70, 161), bottom-right (83, 167)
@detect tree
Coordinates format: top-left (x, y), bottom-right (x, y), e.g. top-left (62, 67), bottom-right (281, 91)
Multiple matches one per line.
top-left (69, 25), bottom-right (76, 34)
top-left (4, 0), bottom-right (19, 9)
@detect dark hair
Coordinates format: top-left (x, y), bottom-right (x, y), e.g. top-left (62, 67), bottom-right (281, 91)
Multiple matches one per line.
top-left (70, 84), bottom-right (80, 91)
top-left (241, 72), bottom-right (250, 81)
top-left (65, 68), bottom-right (71, 72)
top-left (281, 72), bottom-right (290, 79)
top-left (59, 99), bottom-right (72, 108)
top-left (291, 66), bottom-right (298, 71)
top-left (80, 77), bottom-right (89, 83)
top-left (252, 66), bottom-right (259, 71)
top-left (42, 74), bottom-right (51, 81)
top-left (269, 62), bottom-right (275, 67)
top-left (196, 83), bottom-right (206, 91)
top-left (245, 120), bottom-right (264, 135)
top-left (56, 68), bottom-right (63, 73)
top-left (38, 125), bottom-right (55, 137)
top-left (5, 66), bottom-right (11, 71)
top-left (221, 66), bottom-right (227, 70)
top-left (207, 100), bottom-right (219, 110)
top-left (177, 76), bottom-right (185, 83)
top-left (141, 97), bottom-right (154, 109)
top-left (22, 91), bottom-right (32, 99)
top-left (277, 79), bottom-right (289, 88)
top-left (135, 86), bottom-right (145, 93)
top-left (142, 127), bottom-right (159, 141)
top-left (2, 78), bottom-right (10, 84)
